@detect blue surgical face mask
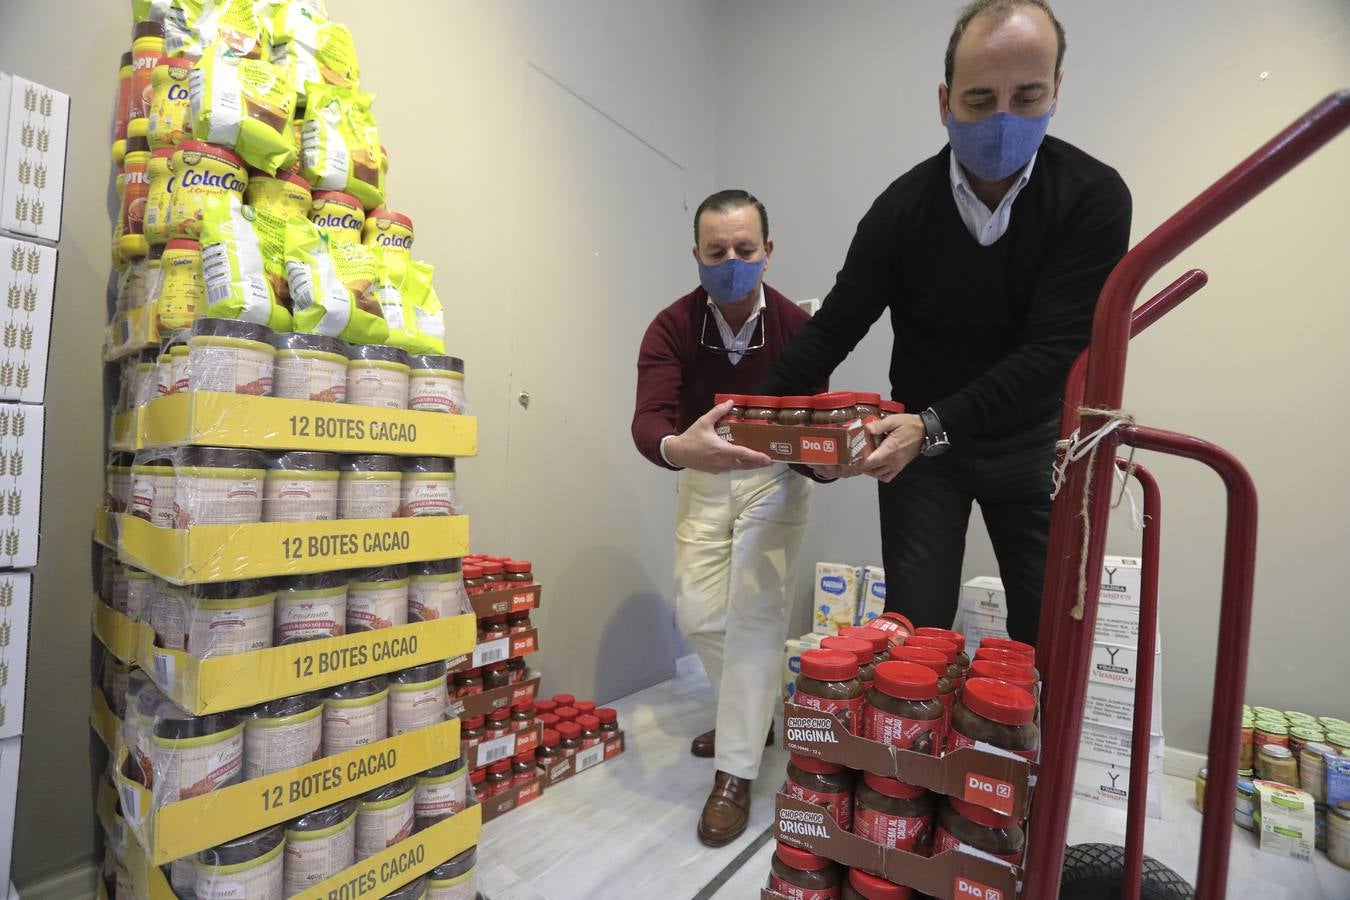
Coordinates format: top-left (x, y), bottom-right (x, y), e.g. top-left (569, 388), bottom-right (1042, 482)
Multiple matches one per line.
top-left (945, 104), bottom-right (1054, 182)
top-left (698, 255), bottom-right (767, 304)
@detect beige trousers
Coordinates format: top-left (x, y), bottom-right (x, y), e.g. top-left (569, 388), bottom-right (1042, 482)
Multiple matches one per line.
top-left (675, 463), bottom-right (810, 780)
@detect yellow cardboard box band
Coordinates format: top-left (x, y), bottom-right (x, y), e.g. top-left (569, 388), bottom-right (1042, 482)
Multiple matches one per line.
top-left (104, 303), bottom-right (161, 362)
top-left (122, 719), bottom-right (460, 864)
top-left (93, 505), bottom-right (118, 549)
top-left (118, 513), bottom-right (470, 584)
top-left (93, 596), bottom-right (141, 664)
top-left (122, 821), bottom-right (181, 900)
top-left (140, 391), bottom-right (478, 457)
top-left (141, 612), bottom-right (475, 714)
top-left (297, 803), bottom-right (481, 900)
top-left (110, 408), bottom-right (140, 452)
top-left (90, 685), bottom-right (122, 755)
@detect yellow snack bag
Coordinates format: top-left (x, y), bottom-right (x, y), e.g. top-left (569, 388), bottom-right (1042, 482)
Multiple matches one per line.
top-left (167, 0), bottom-right (263, 59)
top-left (284, 219), bottom-right (389, 345)
top-left (189, 39), bottom-right (298, 174)
top-left (270, 22), bottom-right (359, 101)
top-left (199, 198), bottom-right (292, 331)
top-left (364, 247), bottom-right (445, 354)
top-left (412, 283), bottom-right (447, 356)
top-left (300, 84), bottom-right (384, 211)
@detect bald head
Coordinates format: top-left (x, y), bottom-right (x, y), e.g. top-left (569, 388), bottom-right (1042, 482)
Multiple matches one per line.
top-left (945, 1), bottom-right (1065, 86)
top-left (939, 0), bottom-right (1063, 128)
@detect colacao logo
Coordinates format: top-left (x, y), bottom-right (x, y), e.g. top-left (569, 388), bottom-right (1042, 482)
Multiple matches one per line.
top-left (180, 169), bottom-right (246, 192)
top-left (375, 233), bottom-right (413, 248)
top-left (821, 575), bottom-right (846, 596)
top-left (167, 84), bottom-right (190, 101)
top-left (315, 213), bottom-right (362, 230)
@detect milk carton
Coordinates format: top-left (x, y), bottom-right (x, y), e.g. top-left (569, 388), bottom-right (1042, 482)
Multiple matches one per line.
top-left (783, 636), bottom-right (814, 700)
top-left (857, 566), bottom-right (886, 625)
top-left (812, 563), bottom-right (861, 636)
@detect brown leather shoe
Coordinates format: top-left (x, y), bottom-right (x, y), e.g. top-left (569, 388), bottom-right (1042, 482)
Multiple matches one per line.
top-left (690, 725), bottom-right (776, 758)
top-left (697, 771), bottom-right (752, 847)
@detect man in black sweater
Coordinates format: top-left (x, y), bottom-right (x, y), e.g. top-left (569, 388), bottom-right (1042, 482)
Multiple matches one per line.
top-left (758, 0), bottom-right (1131, 644)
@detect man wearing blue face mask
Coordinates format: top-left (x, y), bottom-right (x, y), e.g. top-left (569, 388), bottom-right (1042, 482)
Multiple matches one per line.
top-left (757, 0), bottom-right (1131, 647)
top-left (632, 190), bottom-right (827, 847)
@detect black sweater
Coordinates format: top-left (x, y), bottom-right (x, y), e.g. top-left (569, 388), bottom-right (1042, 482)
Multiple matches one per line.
top-left (758, 136), bottom-right (1131, 440)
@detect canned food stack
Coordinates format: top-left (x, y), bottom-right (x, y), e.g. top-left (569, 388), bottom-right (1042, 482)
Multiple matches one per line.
top-left (92, 3), bottom-right (485, 898)
top-left (768, 621), bottom-right (1039, 898)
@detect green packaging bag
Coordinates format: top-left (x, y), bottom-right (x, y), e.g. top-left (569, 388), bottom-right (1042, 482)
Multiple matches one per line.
top-left (285, 218), bottom-right (389, 344)
top-left (270, 23), bottom-right (359, 101)
top-left (199, 198), bottom-right (292, 331)
top-left (300, 83), bottom-right (384, 210)
top-left (189, 39), bottom-right (298, 174)
top-left (360, 246), bottom-right (444, 354)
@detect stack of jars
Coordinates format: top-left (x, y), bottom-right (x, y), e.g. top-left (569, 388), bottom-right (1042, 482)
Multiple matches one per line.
top-left (714, 391), bottom-right (903, 427)
top-left (773, 627), bottom-right (1040, 897)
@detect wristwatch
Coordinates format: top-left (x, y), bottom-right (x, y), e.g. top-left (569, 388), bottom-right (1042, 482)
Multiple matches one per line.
top-left (919, 407), bottom-right (951, 457)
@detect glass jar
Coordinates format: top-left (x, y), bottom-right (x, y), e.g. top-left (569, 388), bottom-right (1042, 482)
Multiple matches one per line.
top-left (558, 722), bottom-right (582, 757)
top-left (853, 391), bottom-right (882, 421)
top-left (864, 661), bottom-right (943, 754)
top-left (486, 709), bottom-right (511, 740)
top-left (1300, 741), bottom-right (1335, 803)
top-left (853, 772), bottom-right (933, 852)
top-left (463, 565), bottom-right (485, 595)
top-left (785, 752), bottom-right (854, 831)
top-left (777, 396), bottom-right (814, 426)
top-left (512, 751), bottom-right (535, 786)
top-left (506, 657), bottom-right (527, 684)
top-left (933, 797), bottom-right (1024, 864)
top-left (1255, 744), bottom-right (1298, 785)
top-left (504, 560), bottom-right (534, 586)
top-left (507, 611), bottom-right (532, 634)
top-left (842, 868), bottom-right (910, 899)
top-left (597, 708), bottom-right (620, 734)
top-left (482, 662), bottom-right (509, 691)
top-left (480, 561), bottom-right (505, 589)
top-left (578, 715), bottom-right (602, 749)
top-left (453, 668), bottom-right (483, 698)
top-left (1328, 802), bottom-right (1350, 869)
top-left (510, 702), bottom-right (536, 733)
top-left (741, 395), bottom-right (781, 423)
top-left (811, 391), bottom-right (857, 426)
top-left (769, 841), bottom-right (841, 897)
top-left (536, 729), bottom-right (563, 768)
top-left (887, 647), bottom-right (955, 734)
top-left (555, 707), bottom-right (579, 725)
top-left (1254, 720), bottom-right (1290, 750)
top-left (460, 716), bottom-right (485, 752)
top-left (573, 701), bottom-right (597, 716)
top-left (534, 699), bottom-right (558, 716)
top-left (795, 648), bottom-right (865, 735)
top-left (481, 615), bottom-right (509, 642)
top-left (470, 769), bottom-right (487, 803)
top-left (553, 693), bottom-right (576, 706)
top-left (485, 761), bottom-right (512, 796)
top-left (822, 635), bottom-right (878, 690)
top-left (949, 678), bottom-right (1039, 761)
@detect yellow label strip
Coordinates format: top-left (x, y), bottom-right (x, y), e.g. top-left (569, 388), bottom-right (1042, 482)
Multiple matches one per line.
top-left (89, 685), bottom-right (122, 755)
top-left (92, 596), bottom-right (141, 664)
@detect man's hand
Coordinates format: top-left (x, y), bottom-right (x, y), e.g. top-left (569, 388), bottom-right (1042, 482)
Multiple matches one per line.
top-left (665, 400), bottom-right (774, 474)
top-left (860, 413), bottom-right (925, 482)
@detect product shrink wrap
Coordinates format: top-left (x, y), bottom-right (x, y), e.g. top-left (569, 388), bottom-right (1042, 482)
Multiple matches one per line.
top-left (198, 199), bottom-right (293, 330)
top-left (286, 218), bottom-right (390, 345)
top-left (189, 38), bottom-right (299, 174)
top-left (301, 84), bottom-right (385, 211)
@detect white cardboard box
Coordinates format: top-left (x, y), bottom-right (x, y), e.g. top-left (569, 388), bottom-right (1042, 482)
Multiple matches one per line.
top-left (1087, 641), bottom-right (1162, 692)
top-left (0, 736), bottom-right (18, 892)
top-left (1094, 600), bottom-right (1141, 647)
top-left (783, 637), bottom-right (813, 701)
top-left (0, 237), bottom-right (55, 403)
top-left (959, 575), bottom-right (1008, 619)
top-left (812, 562), bottom-right (861, 636)
top-left (1078, 721), bottom-right (1163, 771)
top-left (0, 573), bottom-right (29, 739)
top-left (0, 75), bottom-right (68, 243)
top-left (0, 403), bottom-right (42, 569)
top-left (1073, 757), bottom-right (1162, 818)
top-left (1099, 555), bottom-right (1142, 606)
top-left (1083, 670), bottom-right (1164, 734)
top-left (959, 608), bottom-right (1010, 645)
top-left (857, 565), bottom-right (885, 625)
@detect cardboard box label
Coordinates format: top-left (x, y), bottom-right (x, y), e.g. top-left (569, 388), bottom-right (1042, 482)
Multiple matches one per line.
top-left (722, 421), bottom-right (874, 466)
top-left (962, 771), bottom-right (1016, 817)
top-left (955, 877), bottom-right (1007, 900)
top-left (859, 565), bottom-right (885, 625)
top-left (813, 562), bottom-right (862, 636)
top-left (1100, 556), bottom-right (1143, 606)
top-left (0, 236), bottom-right (54, 402)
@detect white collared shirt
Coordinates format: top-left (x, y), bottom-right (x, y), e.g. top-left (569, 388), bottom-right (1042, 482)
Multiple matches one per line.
top-left (949, 151), bottom-right (1037, 246)
top-left (706, 285), bottom-right (765, 366)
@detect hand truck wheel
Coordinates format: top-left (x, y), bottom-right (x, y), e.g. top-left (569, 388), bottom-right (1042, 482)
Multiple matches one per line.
top-left (1059, 842), bottom-right (1195, 899)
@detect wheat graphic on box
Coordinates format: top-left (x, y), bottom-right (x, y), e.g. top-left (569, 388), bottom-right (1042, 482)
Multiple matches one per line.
top-left (5, 530), bottom-right (19, 558)
top-left (8, 247), bottom-right (20, 273)
top-left (0, 581), bottom-right (13, 607)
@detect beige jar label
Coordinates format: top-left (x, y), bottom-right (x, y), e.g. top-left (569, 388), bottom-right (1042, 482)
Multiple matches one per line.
top-left (263, 474), bottom-right (339, 522)
top-left (346, 365), bottom-right (408, 409)
top-left (337, 476), bottom-right (401, 520)
top-left (276, 590), bottom-right (346, 643)
top-left (400, 478), bottom-right (455, 517)
top-left (244, 707), bottom-right (322, 780)
top-left (346, 583), bottom-right (409, 631)
top-left (126, 572), bottom-right (155, 621)
top-left (427, 870), bottom-right (477, 900)
top-left (408, 577), bottom-right (466, 622)
top-left (176, 472), bottom-right (264, 526)
top-left (274, 354), bottom-right (347, 403)
top-left (132, 471), bottom-right (176, 528)
top-left (415, 772), bottom-right (467, 822)
top-left (187, 598), bottom-right (273, 659)
top-left (194, 839), bottom-right (284, 899)
top-left (389, 680), bottom-right (446, 736)
top-left (153, 725), bottom-right (244, 804)
top-left (322, 695), bottom-right (388, 755)
top-left (151, 586), bottom-right (189, 650)
top-left (283, 818), bottom-right (356, 896)
top-left (188, 342), bottom-right (275, 396)
top-left (169, 857), bottom-right (196, 896)
top-left (408, 374), bottom-right (463, 415)
top-left (355, 795), bottom-right (414, 861)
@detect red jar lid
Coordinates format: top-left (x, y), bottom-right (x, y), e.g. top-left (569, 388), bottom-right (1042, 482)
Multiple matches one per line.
top-left (312, 189), bottom-right (361, 209)
top-left (248, 167), bottom-right (310, 189)
top-left (505, 560), bottom-right (532, 574)
top-left (488, 760), bottom-right (511, 774)
top-left (573, 701), bottom-right (596, 714)
top-left (780, 395), bottom-right (815, 407)
top-left (811, 391), bottom-right (856, 410)
top-left (367, 207), bottom-right (413, 230)
top-left (150, 146), bottom-right (175, 160)
top-left (789, 752), bottom-right (843, 776)
top-left (888, 646), bottom-right (947, 680)
top-left (862, 770), bottom-right (926, 801)
top-left (974, 647), bottom-right (1036, 669)
top-left (470, 769), bottom-right (486, 783)
top-left (821, 636), bottom-right (874, 667)
top-left (873, 661), bottom-right (938, 701)
top-left (878, 400), bottom-right (907, 415)
top-left (961, 677), bottom-right (1036, 726)
top-left (865, 612), bottom-right (915, 638)
top-left (541, 728), bottom-right (560, 747)
top-left (463, 716), bottom-right (484, 729)
top-left (949, 795), bottom-right (1018, 829)
top-left (557, 722), bottom-right (581, 739)
top-left (553, 694), bottom-right (575, 705)
top-left (915, 627), bottom-right (966, 652)
top-left (902, 635), bottom-right (957, 663)
top-left (486, 662), bottom-right (508, 673)
top-left (514, 750), bottom-right (535, 763)
top-left (538, 714), bottom-right (560, 729)
top-left (741, 395), bottom-right (783, 408)
top-left (981, 637), bottom-right (1036, 659)
top-left (799, 649), bottom-right (859, 682)
top-left (713, 393), bottom-right (739, 406)
top-left (969, 659), bottom-right (1037, 692)
top-left (855, 392), bottom-right (882, 406)
top-left (488, 556), bottom-right (511, 564)
top-left (177, 140), bottom-right (245, 170)
top-left (596, 707), bottom-right (618, 724)
top-left (511, 700), bottom-right (533, 713)
top-left (838, 626), bottom-right (888, 655)
top-left (462, 565), bottom-right (482, 578)
top-left (577, 715), bottom-right (600, 731)
top-left (480, 562), bottom-right (504, 576)
top-left (163, 56), bottom-right (194, 70)
top-left (533, 699), bottom-right (557, 713)
top-left (164, 238), bottom-right (200, 252)
top-left (488, 708), bottom-right (509, 722)
top-left (848, 868), bottom-right (910, 899)
top-left (774, 841), bottom-right (831, 872)
top-left (555, 707), bottom-right (579, 720)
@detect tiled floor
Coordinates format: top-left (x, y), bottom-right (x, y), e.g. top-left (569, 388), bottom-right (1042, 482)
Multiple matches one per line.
top-left (479, 665), bottom-right (1350, 899)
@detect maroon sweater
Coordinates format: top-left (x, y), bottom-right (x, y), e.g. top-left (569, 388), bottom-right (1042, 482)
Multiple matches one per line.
top-left (632, 284), bottom-right (824, 470)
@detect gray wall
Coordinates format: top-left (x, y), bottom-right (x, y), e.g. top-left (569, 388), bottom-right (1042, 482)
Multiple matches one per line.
top-left (714, 0), bottom-right (1350, 755)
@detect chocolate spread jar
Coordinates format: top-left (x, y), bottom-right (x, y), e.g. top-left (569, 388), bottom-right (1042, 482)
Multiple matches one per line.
top-left (933, 796), bottom-right (1025, 864)
top-left (597, 708), bottom-right (620, 734)
top-left (385, 875), bottom-right (427, 900)
top-left (878, 400), bottom-right (906, 417)
top-left (863, 661), bottom-right (942, 754)
top-left (408, 354), bottom-right (467, 415)
top-left (152, 709), bottom-right (245, 804)
top-left (355, 777), bottom-right (415, 861)
top-left (511, 702), bottom-right (536, 733)
top-left (899, 635), bottom-right (961, 689)
top-left (409, 558), bottom-right (468, 621)
top-left (811, 392), bottom-right (858, 426)
top-left (174, 446), bottom-right (267, 526)
top-left (973, 646), bottom-right (1040, 681)
top-left (271, 331), bottom-right (349, 403)
top-left (274, 572), bottom-right (348, 645)
top-left (785, 752), bottom-right (854, 831)
top-left (769, 841), bottom-right (842, 899)
top-left (284, 799), bottom-right (357, 896)
top-left (578, 715), bottom-right (602, 748)
top-left (264, 451), bottom-right (340, 522)
top-left (512, 750), bottom-right (536, 786)
top-left (888, 646), bottom-right (956, 741)
top-left (914, 627), bottom-right (970, 676)
top-left (777, 396), bottom-right (814, 425)
top-left (841, 868), bottom-right (911, 899)
top-left (504, 560), bottom-right (534, 586)
top-left (980, 637), bottom-right (1035, 659)
top-left (741, 395), bottom-right (781, 422)
top-left (969, 659), bottom-right (1038, 696)
top-left (187, 317), bottom-right (276, 396)
top-left (853, 392), bottom-right (882, 420)
top-left (345, 565), bottom-right (410, 632)
top-left (949, 677), bottom-right (1039, 761)
top-left (713, 393), bottom-right (748, 422)
top-left (388, 661), bottom-right (448, 736)
top-left (795, 648), bottom-right (865, 735)
top-left (322, 677), bottom-right (389, 755)
top-left (346, 343), bottom-right (410, 410)
top-left (483, 662), bottom-right (510, 691)
top-left (838, 626), bottom-right (890, 664)
top-left (426, 845), bottom-right (478, 899)
top-left (245, 693), bottom-right (323, 779)
top-left (181, 579), bottom-right (276, 659)
top-left (415, 756), bottom-right (466, 830)
top-left (338, 454), bottom-right (402, 520)
top-left (558, 722), bottom-right (582, 757)
top-left (453, 669), bottom-right (483, 698)
top-left (460, 716), bottom-right (485, 753)
top-left (194, 825), bottom-right (284, 899)
top-left (400, 456), bottom-right (456, 517)
top-left (486, 709), bottom-right (511, 739)
top-left (822, 636), bottom-right (878, 691)
top-left (853, 771), bottom-right (933, 852)
top-left (536, 729), bottom-right (563, 767)
top-left (485, 761), bottom-right (512, 797)
top-left (462, 565), bottom-right (485, 595)
top-left (470, 769), bottom-right (487, 803)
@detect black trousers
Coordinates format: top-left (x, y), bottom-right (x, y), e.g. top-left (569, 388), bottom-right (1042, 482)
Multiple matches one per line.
top-left (878, 420), bottom-right (1058, 645)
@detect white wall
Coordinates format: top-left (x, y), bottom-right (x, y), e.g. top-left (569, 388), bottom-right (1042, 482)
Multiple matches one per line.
top-left (714, 0), bottom-right (1350, 755)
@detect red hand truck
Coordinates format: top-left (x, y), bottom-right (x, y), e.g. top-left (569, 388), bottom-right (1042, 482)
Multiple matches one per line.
top-left (1029, 90), bottom-right (1350, 898)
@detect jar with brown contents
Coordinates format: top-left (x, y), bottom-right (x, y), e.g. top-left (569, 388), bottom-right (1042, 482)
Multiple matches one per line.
top-left (460, 716), bottom-right (485, 753)
top-left (822, 636), bottom-right (879, 691)
top-left (777, 396), bottom-right (815, 426)
top-left (713, 393), bottom-right (747, 423)
top-left (853, 771), bottom-right (933, 852)
top-left (483, 662), bottom-right (510, 691)
top-left (863, 661), bottom-right (943, 754)
top-left (558, 722), bottom-right (582, 757)
top-left (504, 559), bottom-right (534, 586)
top-left (480, 561), bottom-right (505, 590)
top-left (811, 391), bottom-right (858, 426)
top-left (536, 729), bottom-right (563, 768)
top-left (452, 668), bottom-right (483, 698)
top-left (933, 797), bottom-right (1025, 864)
top-left (795, 648), bottom-right (865, 735)
top-left (506, 656), bottom-right (527, 684)
top-left (485, 761), bottom-right (512, 797)
top-left (842, 868), bottom-right (910, 899)
top-left (785, 752), bottom-right (854, 831)
top-left (914, 627), bottom-right (970, 676)
top-left (741, 395), bottom-right (782, 423)
top-left (899, 635), bottom-right (962, 689)
top-left (512, 750), bottom-right (536, 786)
top-left (510, 702), bottom-right (536, 733)
top-left (463, 565), bottom-right (485, 595)
top-left (769, 841), bottom-right (842, 898)
top-left (838, 626), bottom-right (890, 665)
top-left (949, 677), bottom-right (1039, 761)
top-left (974, 646), bottom-right (1040, 681)
top-left (486, 709), bottom-right (511, 739)
top-left (597, 707), bottom-right (620, 734)
top-left (853, 391), bottom-right (882, 421)
top-left (888, 646), bottom-right (955, 737)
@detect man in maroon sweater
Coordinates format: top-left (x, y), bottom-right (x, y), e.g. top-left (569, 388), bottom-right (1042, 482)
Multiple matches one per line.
top-left (632, 190), bottom-right (823, 847)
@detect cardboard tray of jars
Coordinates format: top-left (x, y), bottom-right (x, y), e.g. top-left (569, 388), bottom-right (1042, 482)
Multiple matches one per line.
top-left (93, 593), bottom-right (140, 664)
top-left (446, 628), bottom-right (539, 676)
top-left (539, 730), bottom-right (627, 789)
top-left (449, 670), bottom-right (542, 720)
top-left (468, 582), bottom-right (541, 618)
top-left (137, 390), bottom-right (478, 457)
